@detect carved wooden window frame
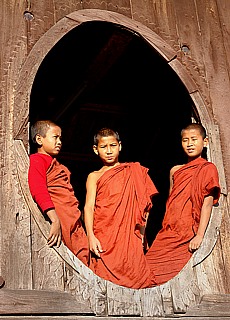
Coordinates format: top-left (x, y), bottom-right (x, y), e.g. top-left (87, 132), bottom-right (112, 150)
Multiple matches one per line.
top-left (13, 9), bottom-right (226, 317)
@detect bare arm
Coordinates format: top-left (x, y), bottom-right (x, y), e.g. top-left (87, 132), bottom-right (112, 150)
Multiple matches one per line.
top-left (84, 173), bottom-right (104, 257)
top-left (169, 168), bottom-right (174, 195)
top-left (169, 165), bottom-right (182, 194)
top-left (189, 194), bottom-right (214, 252)
top-left (45, 209), bottom-right (62, 247)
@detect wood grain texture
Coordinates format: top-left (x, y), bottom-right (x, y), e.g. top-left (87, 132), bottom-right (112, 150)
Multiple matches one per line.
top-left (1, 1), bottom-right (230, 317)
top-left (186, 293), bottom-right (230, 316)
top-left (0, 289), bottom-right (92, 314)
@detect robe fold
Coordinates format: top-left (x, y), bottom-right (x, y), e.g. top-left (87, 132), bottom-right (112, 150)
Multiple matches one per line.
top-left (90, 162), bottom-right (158, 289)
top-left (29, 153), bottom-right (90, 266)
top-left (145, 157), bottom-right (221, 285)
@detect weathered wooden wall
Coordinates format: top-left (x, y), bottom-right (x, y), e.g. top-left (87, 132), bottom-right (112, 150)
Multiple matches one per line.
top-left (0, 0), bottom-right (230, 317)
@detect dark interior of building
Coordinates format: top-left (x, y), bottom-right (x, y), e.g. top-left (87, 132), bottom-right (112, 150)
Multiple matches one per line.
top-left (29, 21), bottom-right (197, 245)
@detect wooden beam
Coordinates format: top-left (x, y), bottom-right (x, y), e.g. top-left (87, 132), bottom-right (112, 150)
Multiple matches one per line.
top-left (0, 289), bottom-right (93, 314)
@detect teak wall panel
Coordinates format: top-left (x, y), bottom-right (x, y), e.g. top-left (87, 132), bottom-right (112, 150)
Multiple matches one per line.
top-left (80, 0), bottom-right (131, 17)
top-left (169, 1), bottom-right (211, 108)
top-left (130, 0), bottom-right (180, 52)
top-left (195, 0), bottom-right (230, 186)
top-left (217, 0), bottom-right (230, 72)
top-left (0, 0), bottom-right (32, 289)
top-left (169, 0), bottom-right (230, 189)
top-left (219, 194), bottom-right (230, 292)
top-left (26, 1), bottom-right (82, 52)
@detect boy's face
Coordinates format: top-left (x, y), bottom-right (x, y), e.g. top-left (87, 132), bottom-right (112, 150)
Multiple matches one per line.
top-left (93, 135), bottom-right (121, 166)
top-left (181, 128), bottom-right (208, 160)
top-left (36, 125), bottom-right (62, 157)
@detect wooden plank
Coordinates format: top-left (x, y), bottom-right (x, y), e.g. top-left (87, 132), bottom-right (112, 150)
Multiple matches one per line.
top-left (218, 193), bottom-right (230, 290)
top-left (107, 282), bottom-right (141, 316)
top-left (170, 260), bottom-right (200, 314)
top-left (140, 286), bottom-right (164, 317)
top-left (186, 294), bottom-right (230, 316)
top-left (171, 0), bottom-right (209, 95)
top-left (1, 143), bottom-right (33, 289)
top-left (193, 195), bottom-right (224, 267)
top-left (130, 0), bottom-right (180, 52)
top-left (0, 289), bottom-right (92, 314)
top-left (93, 277), bottom-right (108, 316)
top-left (169, 59), bottom-right (198, 93)
top-left (81, 0), bottom-right (132, 18)
top-left (159, 281), bottom-right (174, 316)
top-left (193, 199), bottom-right (229, 295)
top-left (0, 0), bottom-right (33, 290)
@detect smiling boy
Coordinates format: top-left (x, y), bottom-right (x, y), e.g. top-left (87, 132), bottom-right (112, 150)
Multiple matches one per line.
top-left (145, 123), bottom-right (221, 286)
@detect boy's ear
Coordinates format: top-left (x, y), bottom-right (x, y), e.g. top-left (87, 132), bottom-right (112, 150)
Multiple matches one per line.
top-left (119, 142), bottom-right (122, 151)
top-left (204, 137), bottom-right (208, 147)
top-left (93, 145), bottom-right (98, 155)
top-left (35, 134), bottom-right (43, 146)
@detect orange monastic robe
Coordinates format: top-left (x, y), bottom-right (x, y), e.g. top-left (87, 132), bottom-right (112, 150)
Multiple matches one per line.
top-left (90, 162), bottom-right (158, 289)
top-left (46, 159), bottom-right (90, 265)
top-left (145, 157), bottom-right (221, 285)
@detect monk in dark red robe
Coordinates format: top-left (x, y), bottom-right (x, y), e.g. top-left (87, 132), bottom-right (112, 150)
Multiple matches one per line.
top-left (28, 120), bottom-right (90, 268)
top-left (145, 157), bottom-right (220, 286)
top-left (29, 153), bottom-right (90, 265)
top-left (88, 162), bottom-right (158, 289)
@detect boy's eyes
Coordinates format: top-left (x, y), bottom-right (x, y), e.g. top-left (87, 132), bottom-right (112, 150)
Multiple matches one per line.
top-left (100, 144), bottom-right (117, 148)
top-left (182, 138), bottom-right (198, 142)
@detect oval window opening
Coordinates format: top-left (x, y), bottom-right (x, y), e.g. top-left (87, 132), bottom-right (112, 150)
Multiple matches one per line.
top-left (29, 20), bottom-right (199, 247)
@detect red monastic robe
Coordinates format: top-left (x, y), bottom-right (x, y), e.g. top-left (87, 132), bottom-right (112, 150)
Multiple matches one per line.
top-left (90, 162), bottom-right (159, 289)
top-left (29, 153), bottom-right (90, 266)
top-left (145, 157), bottom-right (221, 285)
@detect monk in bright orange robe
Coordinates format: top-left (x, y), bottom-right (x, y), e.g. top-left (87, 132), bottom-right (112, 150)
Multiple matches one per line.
top-left (89, 162), bottom-right (158, 289)
top-left (145, 157), bottom-right (220, 285)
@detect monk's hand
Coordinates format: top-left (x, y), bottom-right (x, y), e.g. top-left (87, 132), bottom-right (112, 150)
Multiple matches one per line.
top-left (189, 234), bottom-right (203, 253)
top-left (89, 236), bottom-right (104, 257)
top-left (47, 220), bottom-right (62, 248)
top-left (45, 209), bottom-right (62, 247)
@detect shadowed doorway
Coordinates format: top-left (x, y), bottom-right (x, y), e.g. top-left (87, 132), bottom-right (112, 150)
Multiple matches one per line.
top-left (29, 21), bottom-right (198, 246)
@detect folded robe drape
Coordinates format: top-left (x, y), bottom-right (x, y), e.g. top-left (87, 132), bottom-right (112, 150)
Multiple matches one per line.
top-left (29, 153), bottom-right (90, 266)
top-left (90, 162), bottom-right (159, 289)
top-left (145, 157), bottom-right (221, 285)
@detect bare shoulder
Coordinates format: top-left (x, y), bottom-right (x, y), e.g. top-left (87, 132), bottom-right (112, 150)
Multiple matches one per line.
top-left (87, 170), bottom-right (99, 183)
top-left (87, 168), bottom-right (105, 184)
top-left (170, 164), bottom-right (184, 176)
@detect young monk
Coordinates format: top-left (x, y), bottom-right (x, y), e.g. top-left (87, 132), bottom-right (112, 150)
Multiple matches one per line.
top-left (145, 123), bottom-right (221, 285)
top-left (28, 120), bottom-right (90, 266)
top-left (84, 127), bottom-right (159, 289)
